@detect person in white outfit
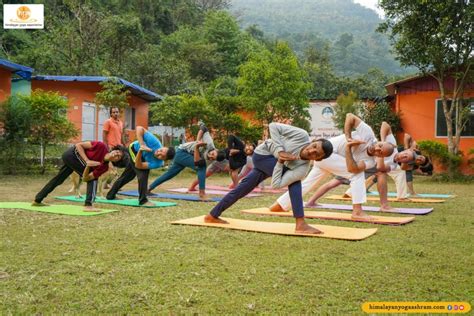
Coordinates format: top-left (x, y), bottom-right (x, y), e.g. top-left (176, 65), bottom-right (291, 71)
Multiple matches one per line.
top-left (269, 113), bottom-right (395, 220)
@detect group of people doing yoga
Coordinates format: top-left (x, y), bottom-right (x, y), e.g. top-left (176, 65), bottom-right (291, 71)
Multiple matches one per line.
top-left (32, 112), bottom-right (430, 234)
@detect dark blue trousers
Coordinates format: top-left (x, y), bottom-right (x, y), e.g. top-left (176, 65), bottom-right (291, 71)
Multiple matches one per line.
top-left (210, 153), bottom-right (304, 218)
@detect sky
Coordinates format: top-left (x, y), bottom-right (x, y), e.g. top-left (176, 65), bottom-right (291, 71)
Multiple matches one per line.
top-left (353, 0), bottom-right (385, 17)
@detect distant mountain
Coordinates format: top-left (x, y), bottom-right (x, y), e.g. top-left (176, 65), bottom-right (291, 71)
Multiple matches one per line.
top-left (229, 0), bottom-right (413, 76)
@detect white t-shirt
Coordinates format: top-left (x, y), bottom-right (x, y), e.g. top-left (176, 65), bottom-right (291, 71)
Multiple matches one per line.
top-left (329, 122), bottom-right (377, 170)
top-left (384, 133), bottom-right (399, 171)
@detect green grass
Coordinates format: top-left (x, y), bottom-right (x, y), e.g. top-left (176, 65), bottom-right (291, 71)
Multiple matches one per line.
top-left (1, 171), bottom-right (473, 314)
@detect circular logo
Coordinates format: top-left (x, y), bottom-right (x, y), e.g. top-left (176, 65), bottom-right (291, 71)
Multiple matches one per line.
top-left (447, 305), bottom-right (452, 310)
top-left (321, 106), bottom-right (334, 119)
top-left (460, 305), bottom-right (464, 310)
top-left (17, 6), bottom-right (31, 21)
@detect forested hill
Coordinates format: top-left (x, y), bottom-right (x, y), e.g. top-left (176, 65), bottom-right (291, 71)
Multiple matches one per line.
top-left (229, 0), bottom-right (411, 76)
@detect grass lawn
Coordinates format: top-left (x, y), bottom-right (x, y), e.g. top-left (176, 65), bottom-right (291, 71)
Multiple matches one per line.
top-left (1, 170), bottom-right (473, 314)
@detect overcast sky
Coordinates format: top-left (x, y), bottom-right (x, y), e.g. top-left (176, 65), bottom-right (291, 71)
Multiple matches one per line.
top-left (353, 0), bottom-right (384, 17)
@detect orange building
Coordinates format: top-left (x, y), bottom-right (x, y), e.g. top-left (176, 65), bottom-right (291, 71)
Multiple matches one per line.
top-left (386, 74), bottom-right (474, 174)
top-left (31, 76), bottom-right (161, 143)
top-left (0, 59), bottom-right (33, 102)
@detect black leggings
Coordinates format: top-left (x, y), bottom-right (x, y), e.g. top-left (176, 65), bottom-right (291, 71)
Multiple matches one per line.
top-left (35, 147), bottom-right (98, 206)
top-left (106, 159), bottom-right (150, 205)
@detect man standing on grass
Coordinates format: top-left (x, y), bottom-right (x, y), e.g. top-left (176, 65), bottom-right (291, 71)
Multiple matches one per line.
top-left (204, 122), bottom-right (333, 234)
top-left (103, 106), bottom-right (125, 147)
top-left (269, 114), bottom-right (394, 220)
top-left (106, 126), bottom-right (175, 206)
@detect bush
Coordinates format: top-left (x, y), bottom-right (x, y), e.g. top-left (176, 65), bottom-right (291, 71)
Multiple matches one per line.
top-left (418, 140), bottom-right (462, 175)
top-left (332, 91), bottom-right (362, 130)
top-left (361, 101), bottom-right (401, 134)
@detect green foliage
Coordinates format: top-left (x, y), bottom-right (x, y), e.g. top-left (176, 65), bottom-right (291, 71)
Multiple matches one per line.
top-left (238, 41), bottom-right (311, 130)
top-left (0, 96), bottom-right (31, 174)
top-left (94, 78), bottom-right (131, 110)
top-left (418, 140), bottom-right (462, 175)
top-left (360, 101), bottom-right (401, 134)
top-left (332, 91), bottom-right (362, 130)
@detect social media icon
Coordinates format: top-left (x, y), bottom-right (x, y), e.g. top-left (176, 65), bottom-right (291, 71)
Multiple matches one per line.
top-left (460, 305), bottom-right (464, 311)
top-left (448, 305), bottom-right (452, 310)
top-left (454, 305), bottom-right (458, 310)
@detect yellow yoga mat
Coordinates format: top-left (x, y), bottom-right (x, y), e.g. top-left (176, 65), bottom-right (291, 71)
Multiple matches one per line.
top-left (324, 195), bottom-right (445, 203)
top-left (171, 215), bottom-right (378, 241)
top-left (241, 208), bottom-right (415, 225)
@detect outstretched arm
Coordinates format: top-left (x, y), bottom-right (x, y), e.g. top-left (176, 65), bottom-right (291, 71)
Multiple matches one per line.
top-left (380, 121), bottom-right (392, 142)
top-left (344, 113), bottom-right (362, 141)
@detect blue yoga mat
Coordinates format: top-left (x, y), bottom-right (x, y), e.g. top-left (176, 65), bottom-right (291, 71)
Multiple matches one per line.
top-left (367, 191), bottom-right (453, 198)
top-left (118, 190), bottom-right (221, 202)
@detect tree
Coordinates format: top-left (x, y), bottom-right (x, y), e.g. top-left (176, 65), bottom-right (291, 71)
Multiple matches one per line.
top-left (94, 78), bottom-right (131, 110)
top-left (27, 90), bottom-right (78, 173)
top-left (238, 41), bottom-right (311, 130)
top-left (378, 0), bottom-right (474, 163)
top-left (332, 91), bottom-right (362, 130)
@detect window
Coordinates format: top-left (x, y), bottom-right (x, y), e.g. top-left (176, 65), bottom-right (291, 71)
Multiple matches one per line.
top-left (435, 99), bottom-right (474, 137)
top-left (125, 107), bottom-right (136, 130)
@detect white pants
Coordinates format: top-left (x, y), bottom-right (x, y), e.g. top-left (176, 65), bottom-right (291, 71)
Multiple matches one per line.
top-left (277, 154), bottom-right (367, 211)
top-left (344, 165), bottom-right (408, 199)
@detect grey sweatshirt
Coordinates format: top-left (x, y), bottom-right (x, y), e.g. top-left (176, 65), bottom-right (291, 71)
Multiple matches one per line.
top-left (255, 123), bottom-right (311, 188)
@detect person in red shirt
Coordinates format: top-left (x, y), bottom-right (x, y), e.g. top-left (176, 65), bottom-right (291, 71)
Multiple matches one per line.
top-left (33, 141), bottom-right (128, 211)
top-left (103, 107), bottom-right (124, 147)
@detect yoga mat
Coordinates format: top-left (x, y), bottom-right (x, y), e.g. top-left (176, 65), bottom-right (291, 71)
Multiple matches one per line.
top-left (367, 191), bottom-right (454, 198)
top-left (206, 185), bottom-right (286, 194)
top-left (171, 215), bottom-right (377, 240)
top-left (241, 207), bottom-right (415, 225)
top-left (118, 190), bottom-right (221, 202)
top-left (55, 196), bottom-right (176, 208)
top-left (168, 188), bottom-right (263, 197)
top-left (305, 203), bottom-right (433, 215)
top-left (325, 195), bottom-right (445, 203)
top-left (0, 202), bottom-right (117, 216)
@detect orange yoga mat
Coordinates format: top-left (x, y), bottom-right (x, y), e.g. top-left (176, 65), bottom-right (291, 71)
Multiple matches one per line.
top-left (171, 215), bottom-right (378, 241)
top-left (324, 195), bottom-right (445, 204)
top-left (241, 208), bottom-right (415, 225)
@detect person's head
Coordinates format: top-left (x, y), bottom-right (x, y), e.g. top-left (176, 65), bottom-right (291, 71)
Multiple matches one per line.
top-left (415, 153), bottom-right (427, 166)
top-left (244, 143), bottom-right (255, 156)
top-left (207, 149), bottom-right (226, 162)
top-left (300, 138), bottom-right (333, 161)
top-left (154, 147), bottom-right (175, 161)
top-left (107, 145), bottom-right (129, 168)
top-left (110, 107), bottom-right (120, 120)
top-left (394, 149), bottom-right (415, 164)
top-left (367, 141), bottom-right (395, 158)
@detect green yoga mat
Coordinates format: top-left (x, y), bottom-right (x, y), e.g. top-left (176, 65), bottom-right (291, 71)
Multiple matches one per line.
top-left (0, 202), bottom-right (117, 216)
top-left (55, 196), bottom-right (177, 208)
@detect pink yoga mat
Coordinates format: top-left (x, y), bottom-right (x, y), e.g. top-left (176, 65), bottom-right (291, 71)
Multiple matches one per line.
top-left (167, 188), bottom-right (263, 197)
top-left (305, 203), bottom-right (433, 215)
top-left (206, 185), bottom-right (286, 194)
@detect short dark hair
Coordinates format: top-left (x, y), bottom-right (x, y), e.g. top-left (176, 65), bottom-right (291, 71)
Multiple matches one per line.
top-left (110, 106), bottom-right (120, 115)
top-left (216, 149), bottom-right (226, 162)
top-left (166, 147), bottom-right (175, 160)
top-left (316, 138), bottom-right (333, 159)
top-left (111, 145), bottom-right (130, 168)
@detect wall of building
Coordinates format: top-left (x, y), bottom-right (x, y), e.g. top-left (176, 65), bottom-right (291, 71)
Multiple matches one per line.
top-left (31, 80), bottom-right (149, 144)
top-left (11, 79), bottom-right (31, 96)
top-left (395, 90), bottom-right (474, 174)
top-left (0, 68), bottom-right (12, 102)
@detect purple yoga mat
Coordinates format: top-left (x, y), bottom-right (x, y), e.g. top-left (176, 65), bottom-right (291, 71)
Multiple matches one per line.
top-left (306, 203), bottom-right (433, 215)
top-left (167, 188), bottom-right (263, 197)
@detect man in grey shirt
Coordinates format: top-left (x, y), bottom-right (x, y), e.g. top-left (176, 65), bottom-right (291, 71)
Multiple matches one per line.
top-left (204, 122), bottom-right (333, 234)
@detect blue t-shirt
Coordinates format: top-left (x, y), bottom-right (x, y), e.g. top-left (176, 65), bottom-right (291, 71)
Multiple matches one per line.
top-left (132, 131), bottom-right (164, 169)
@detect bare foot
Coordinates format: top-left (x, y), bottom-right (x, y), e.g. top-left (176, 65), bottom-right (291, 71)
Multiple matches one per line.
top-left (187, 187), bottom-right (198, 192)
top-left (204, 214), bottom-right (228, 224)
top-left (199, 195), bottom-right (211, 201)
top-left (304, 201), bottom-right (320, 207)
top-left (379, 206), bottom-right (396, 212)
top-left (83, 206), bottom-right (102, 212)
top-left (351, 212), bottom-right (374, 221)
top-left (146, 190), bottom-right (154, 196)
top-left (31, 201), bottom-right (49, 207)
top-left (342, 193), bottom-right (352, 198)
top-left (295, 222), bottom-right (323, 234)
top-left (269, 203), bottom-right (287, 212)
top-left (141, 201), bottom-right (156, 207)
top-left (75, 194), bottom-right (83, 199)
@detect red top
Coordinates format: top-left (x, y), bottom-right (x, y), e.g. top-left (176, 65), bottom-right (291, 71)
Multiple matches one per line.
top-left (85, 141), bottom-right (110, 178)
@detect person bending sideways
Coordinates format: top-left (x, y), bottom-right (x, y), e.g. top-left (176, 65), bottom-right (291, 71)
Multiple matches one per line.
top-left (187, 159), bottom-right (230, 192)
top-left (148, 123), bottom-right (225, 200)
top-left (106, 126), bottom-right (175, 206)
top-left (270, 113), bottom-right (394, 220)
top-left (33, 141), bottom-right (128, 211)
top-left (204, 122), bottom-right (333, 234)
